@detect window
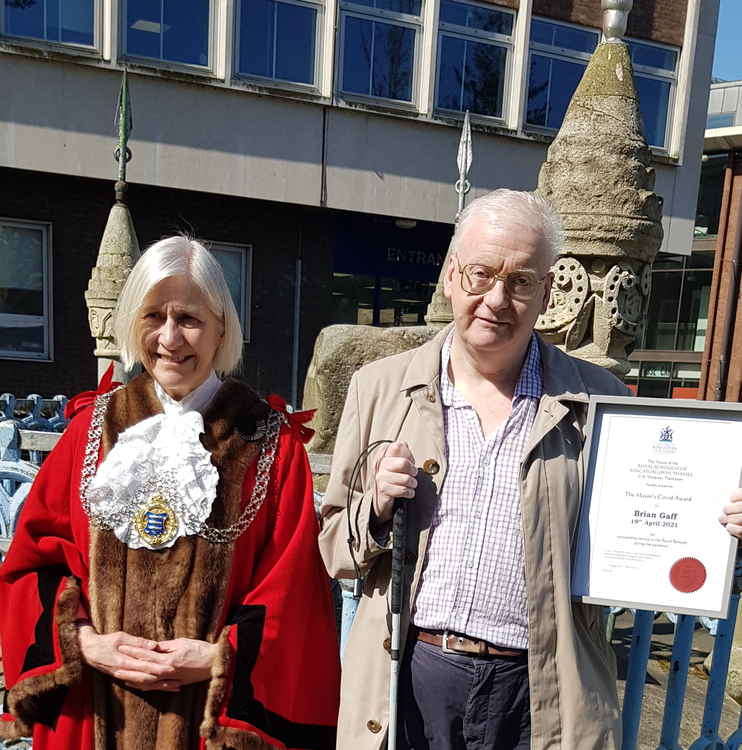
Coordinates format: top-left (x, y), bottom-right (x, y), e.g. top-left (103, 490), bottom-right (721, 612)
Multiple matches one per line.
top-left (236, 0), bottom-right (320, 86)
top-left (124, 0), bottom-right (211, 67)
top-left (526, 19), bottom-right (599, 131)
top-left (707, 112), bottom-right (735, 129)
top-left (208, 243), bottom-right (252, 342)
top-left (526, 19), bottom-right (678, 149)
top-left (435, 0), bottom-right (513, 119)
top-left (625, 38), bottom-right (677, 149)
top-left (641, 250), bottom-right (714, 352)
top-left (2, 0), bottom-right (94, 47)
top-left (0, 219), bottom-right (52, 360)
top-left (339, 0), bottom-right (422, 103)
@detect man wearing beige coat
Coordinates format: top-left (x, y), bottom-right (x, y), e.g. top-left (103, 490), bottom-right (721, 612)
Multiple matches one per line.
top-left (318, 189), bottom-right (630, 750)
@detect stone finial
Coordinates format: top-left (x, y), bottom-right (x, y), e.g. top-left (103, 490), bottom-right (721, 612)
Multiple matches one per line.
top-left (536, 38), bottom-right (663, 375)
top-left (85, 193), bottom-right (140, 363)
top-left (602, 0), bottom-right (633, 42)
top-left (85, 72), bottom-right (140, 382)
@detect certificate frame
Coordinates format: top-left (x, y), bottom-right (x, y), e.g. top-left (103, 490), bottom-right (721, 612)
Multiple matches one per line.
top-left (572, 395), bottom-right (742, 619)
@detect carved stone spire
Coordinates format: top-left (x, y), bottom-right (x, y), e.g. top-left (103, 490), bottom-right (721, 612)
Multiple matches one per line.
top-left (85, 70), bottom-right (141, 382)
top-left (602, 0), bottom-right (634, 42)
top-left (535, 35), bottom-right (663, 375)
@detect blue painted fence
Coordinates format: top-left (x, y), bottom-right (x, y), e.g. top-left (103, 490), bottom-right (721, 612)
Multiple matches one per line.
top-left (1, 395), bottom-right (742, 748)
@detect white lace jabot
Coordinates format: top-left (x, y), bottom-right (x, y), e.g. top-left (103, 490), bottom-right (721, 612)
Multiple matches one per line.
top-left (85, 372), bottom-right (223, 550)
top-left (154, 370), bottom-right (222, 415)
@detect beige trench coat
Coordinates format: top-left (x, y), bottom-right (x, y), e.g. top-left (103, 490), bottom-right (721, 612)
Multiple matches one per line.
top-left (319, 325), bottom-right (631, 750)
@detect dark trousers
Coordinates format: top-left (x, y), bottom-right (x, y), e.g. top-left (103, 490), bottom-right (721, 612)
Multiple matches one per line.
top-left (398, 638), bottom-right (531, 750)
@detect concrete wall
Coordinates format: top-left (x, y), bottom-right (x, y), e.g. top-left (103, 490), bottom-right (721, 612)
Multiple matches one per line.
top-left (0, 38), bottom-right (714, 257)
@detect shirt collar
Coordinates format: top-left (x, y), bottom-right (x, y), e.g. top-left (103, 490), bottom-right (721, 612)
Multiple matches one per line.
top-left (440, 331), bottom-right (542, 408)
top-left (154, 370), bottom-right (222, 416)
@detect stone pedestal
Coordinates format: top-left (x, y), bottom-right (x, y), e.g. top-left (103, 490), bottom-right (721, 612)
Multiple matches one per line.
top-left (303, 324), bottom-right (438, 458)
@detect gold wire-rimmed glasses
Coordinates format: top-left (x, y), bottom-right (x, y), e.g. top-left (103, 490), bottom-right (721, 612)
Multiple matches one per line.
top-left (455, 255), bottom-right (548, 301)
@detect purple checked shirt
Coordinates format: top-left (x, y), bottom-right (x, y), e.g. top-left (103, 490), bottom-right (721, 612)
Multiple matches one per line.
top-left (411, 331), bottom-right (542, 650)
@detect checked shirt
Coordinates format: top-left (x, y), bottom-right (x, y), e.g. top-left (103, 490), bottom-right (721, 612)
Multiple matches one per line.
top-left (411, 331), bottom-right (542, 650)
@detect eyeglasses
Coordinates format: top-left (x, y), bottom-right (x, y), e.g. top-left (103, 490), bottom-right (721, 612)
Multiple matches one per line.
top-left (455, 256), bottom-right (547, 301)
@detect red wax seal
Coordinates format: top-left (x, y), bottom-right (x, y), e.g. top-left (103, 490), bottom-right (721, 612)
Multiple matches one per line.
top-left (669, 557), bottom-right (706, 593)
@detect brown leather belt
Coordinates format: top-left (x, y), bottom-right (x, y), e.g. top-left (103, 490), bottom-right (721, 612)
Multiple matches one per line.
top-left (416, 629), bottom-right (526, 659)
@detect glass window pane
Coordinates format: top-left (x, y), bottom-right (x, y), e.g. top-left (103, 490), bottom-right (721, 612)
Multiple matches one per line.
top-left (0, 226), bottom-right (44, 316)
top-left (5, 0), bottom-right (44, 39)
top-left (526, 53), bottom-right (550, 127)
top-left (126, 0), bottom-right (209, 64)
top-left (530, 18), bottom-right (554, 46)
top-left (239, 0), bottom-right (274, 78)
top-left (676, 270), bottom-right (711, 351)
top-left (275, 2), bottom-right (315, 83)
top-left (653, 253), bottom-right (684, 270)
top-left (47, 0), bottom-right (61, 41)
top-left (0, 325), bottom-right (45, 355)
top-left (635, 74), bottom-right (670, 147)
top-left (688, 250), bottom-right (715, 269)
top-left (210, 247), bottom-right (244, 323)
top-left (126, 0), bottom-right (161, 59)
top-left (163, 0), bottom-right (209, 65)
top-left (552, 24), bottom-right (598, 53)
top-left (60, 0), bottom-right (94, 44)
top-left (545, 58), bottom-right (585, 128)
top-left (439, 0), bottom-right (512, 35)
top-left (643, 271), bottom-right (681, 349)
top-left (530, 19), bottom-right (597, 53)
top-left (462, 39), bottom-right (506, 117)
top-left (348, 0), bottom-right (421, 15)
top-left (637, 379), bottom-right (670, 398)
top-left (0, 224), bottom-right (46, 357)
top-left (527, 54), bottom-right (585, 130)
top-left (437, 34), bottom-right (466, 111)
top-left (371, 20), bottom-right (414, 100)
top-left (627, 39), bottom-right (677, 71)
top-left (707, 112), bottom-right (735, 129)
top-left (343, 15), bottom-right (373, 95)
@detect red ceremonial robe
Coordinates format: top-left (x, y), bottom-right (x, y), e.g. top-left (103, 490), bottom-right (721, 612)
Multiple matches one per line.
top-left (0, 374), bottom-right (340, 750)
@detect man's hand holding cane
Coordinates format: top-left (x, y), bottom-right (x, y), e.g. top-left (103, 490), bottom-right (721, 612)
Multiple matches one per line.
top-left (373, 441), bottom-right (418, 523)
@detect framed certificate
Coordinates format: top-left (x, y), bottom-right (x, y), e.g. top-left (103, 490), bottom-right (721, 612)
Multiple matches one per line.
top-left (572, 396), bottom-right (742, 619)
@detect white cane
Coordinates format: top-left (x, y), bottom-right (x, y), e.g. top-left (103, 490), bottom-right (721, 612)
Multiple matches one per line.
top-left (388, 497), bottom-right (407, 750)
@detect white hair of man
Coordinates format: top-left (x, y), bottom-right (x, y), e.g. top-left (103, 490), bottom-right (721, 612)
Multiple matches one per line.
top-left (114, 235), bottom-right (243, 375)
top-left (453, 189), bottom-right (563, 267)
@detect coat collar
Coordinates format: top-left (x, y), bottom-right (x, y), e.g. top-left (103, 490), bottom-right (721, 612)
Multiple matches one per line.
top-left (399, 323), bottom-right (590, 406)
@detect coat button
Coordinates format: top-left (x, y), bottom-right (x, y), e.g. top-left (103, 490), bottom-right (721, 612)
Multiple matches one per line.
top-left (425, 389), bottom-right (436, 403)
top-left (423, 459), bottom-right (440, 475)
top-left (367, 720), bottom-right (382, 733)
top-left (383, 637), bottom-right (391, 653)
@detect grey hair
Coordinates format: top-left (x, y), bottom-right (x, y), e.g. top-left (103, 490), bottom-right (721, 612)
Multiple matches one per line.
top-left (453, 189), bottom-right (563, 266)
top-left (114, 235), bottom-right (243, 375)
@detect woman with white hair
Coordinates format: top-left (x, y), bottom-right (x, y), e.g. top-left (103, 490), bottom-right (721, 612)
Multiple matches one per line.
top-left (0, 237), bottom-right (340, 750)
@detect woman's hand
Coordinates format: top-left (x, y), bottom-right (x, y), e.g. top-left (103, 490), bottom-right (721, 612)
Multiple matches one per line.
top-left (118, 637), bottom-right (217, 687)
top-left (720, 489), bottom-right (742, 538)
top-left (78, 626), bottom-right (180, 692)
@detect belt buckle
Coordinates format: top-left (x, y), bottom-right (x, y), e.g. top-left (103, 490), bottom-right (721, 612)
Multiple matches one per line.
top-left (441, 631), bottom-right (467, 654)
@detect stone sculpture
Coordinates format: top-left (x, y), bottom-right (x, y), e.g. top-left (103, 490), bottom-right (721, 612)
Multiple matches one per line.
top-left (535, 26), bottom-right (663, 375)
top-left (85, 180), bottom-right (140, 377)
top-left (85, 72), bottom-right (141, 381)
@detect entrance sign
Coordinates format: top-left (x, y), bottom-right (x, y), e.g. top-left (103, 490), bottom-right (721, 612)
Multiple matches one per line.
top-left (572, 395), bottom-right (742, 618)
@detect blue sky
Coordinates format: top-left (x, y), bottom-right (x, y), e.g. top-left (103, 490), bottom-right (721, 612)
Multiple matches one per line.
top-left (713, 0), bottom-right (742, 81)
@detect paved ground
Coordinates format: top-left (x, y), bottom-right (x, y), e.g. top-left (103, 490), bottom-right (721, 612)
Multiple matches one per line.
top-left (613, 612), bottom-right (742, 748)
